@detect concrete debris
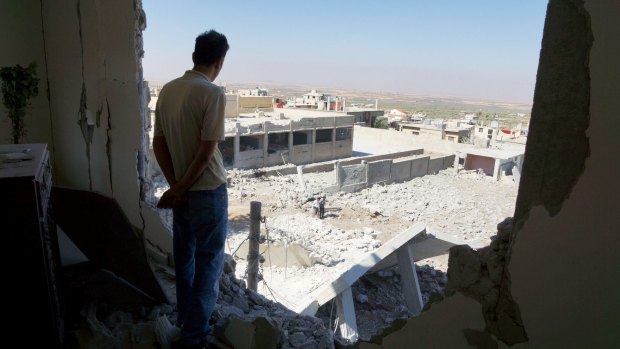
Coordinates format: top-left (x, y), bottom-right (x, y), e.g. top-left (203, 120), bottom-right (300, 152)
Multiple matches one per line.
top-left (445, 217), bottom-right (528, 346)
top-left (214, 265), bottom-right (334, 349)
top-left (145, 166), bottom-right (517, 344)
top-left (73, 255), bottom-right (334, 348)
top-left (316, 263), bottom-right (448, 342)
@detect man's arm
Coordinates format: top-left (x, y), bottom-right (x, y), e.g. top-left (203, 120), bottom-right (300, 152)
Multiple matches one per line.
top-left (153, 135), bottom-right (177, 186)
top-left (156, 139), bottom-right (218, 208)
top-left (173, 139), bottom-right (218, 193)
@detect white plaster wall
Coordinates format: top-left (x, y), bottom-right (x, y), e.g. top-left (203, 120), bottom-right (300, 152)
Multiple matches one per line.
top-left (43, 0), bottom-right (139, 207)
top-left (0, 1), bottom-right (52, 145)
top-left (39, 0), bottom-right (171, 251)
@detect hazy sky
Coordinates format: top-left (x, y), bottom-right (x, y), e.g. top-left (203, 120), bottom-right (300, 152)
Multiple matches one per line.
top-left (142, 1), bottom-right (548, 103)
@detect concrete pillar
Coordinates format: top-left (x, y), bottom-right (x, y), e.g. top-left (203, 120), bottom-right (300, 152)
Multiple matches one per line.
top-left (493, 158), bottom-right (501, 181)
top-left (362, 160), bottom-right (368, 184)
top-left (335, 161), bottom-right (342, 190)
top-left (233, 134), bottom-right (240, 168)
top-left (286, 120), bottom-right (293, 164)
top-left (262, 122), bottom-right (269, 164)
top-left (336, 287), bottom-right (359, 342)
top-left (331, 124), bottom-right (336, 160)
top-left (263, 132), bottom-right (269, 164)
top-left (311, 129), bottom-right (317, 163)
top-left (247, 201), bottom-right (261, 291)
top-left (398, 243), bottom-right (423, 316)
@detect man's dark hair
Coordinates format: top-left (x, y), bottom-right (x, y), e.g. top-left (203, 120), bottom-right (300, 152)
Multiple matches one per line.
top-left (193, 30), bottom-right (229, 67)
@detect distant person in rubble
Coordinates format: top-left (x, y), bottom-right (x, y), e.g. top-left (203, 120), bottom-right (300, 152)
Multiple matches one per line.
top-left (312, 197), bottom-right (320, 217)
top-left (319, 195), bottom-right (326, 219)
top-left (153, 30), bottom-right (229, 349)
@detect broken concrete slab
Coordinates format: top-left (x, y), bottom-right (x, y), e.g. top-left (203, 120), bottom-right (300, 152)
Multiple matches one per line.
top-left (294, 223), bottom-right (427, 316)
top-left (369, 229), bottom-right (486, 273)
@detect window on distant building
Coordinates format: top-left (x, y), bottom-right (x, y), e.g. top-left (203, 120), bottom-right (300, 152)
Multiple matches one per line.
top-left (336, 127), bottom-right (353, 141)
top-left (293, 130), bottom-right (313, 145)
top-left (315, 129), bottom-right (333, 143)
top-left (240, 135), bottom-right (263, 152)
top-left (268, 132), bottom-right (289, 154)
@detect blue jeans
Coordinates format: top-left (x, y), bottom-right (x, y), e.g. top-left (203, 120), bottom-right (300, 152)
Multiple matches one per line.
top-left (173, 184), bottom-right (228, 345)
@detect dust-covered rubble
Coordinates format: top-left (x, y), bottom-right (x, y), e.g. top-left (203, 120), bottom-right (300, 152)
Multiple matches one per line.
top-left (72, 255), bottom-right (334, 349)
top-left (144, 167), bottom-right (517, 345)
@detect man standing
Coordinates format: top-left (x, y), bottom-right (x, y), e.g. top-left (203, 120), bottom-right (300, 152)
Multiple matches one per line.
top-left (153, 30), bottom-right (229, 349)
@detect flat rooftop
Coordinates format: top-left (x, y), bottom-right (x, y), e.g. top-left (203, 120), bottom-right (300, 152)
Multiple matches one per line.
top-left (234, 109), bottom-right (352, 123)
top-left (461, 147), bottom-right (524, 159)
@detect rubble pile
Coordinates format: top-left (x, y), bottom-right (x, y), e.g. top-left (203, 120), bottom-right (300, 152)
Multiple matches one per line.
top-left (224, 167), bottom-right (516, 341)
top-left (143, 167), bottom-right (516, 344)
top-left (316, 264), bottom-right (449, 342)
top-left (212, 256), bottom-right (334, 348)
top-left (73, 255), bottom-right (334, 349)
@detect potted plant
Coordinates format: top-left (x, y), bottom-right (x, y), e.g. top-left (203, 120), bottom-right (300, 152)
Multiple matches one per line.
top-left (0, 62), bottom-right (39, 144)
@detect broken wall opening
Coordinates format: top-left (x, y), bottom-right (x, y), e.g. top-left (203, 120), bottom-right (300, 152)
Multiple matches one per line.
top-left (293, 130), bottom-right (312, 145)
top-left (136, 1), bottom-right (547, 346)
top-left (219, 137), bottom-right (234, 167)
top-left (240, 134), bottom-right (263, 152)
top-left (336, 127), bottom-right (352, 141)
top-left (464, 154), bottom-right (494, 176)
top-left (268, 132), bottom-right (289, 154)
top-left (315, 129), bottom-right (332, 143)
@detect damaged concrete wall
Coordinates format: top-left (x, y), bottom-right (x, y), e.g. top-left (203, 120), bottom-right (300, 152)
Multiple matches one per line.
top-left (507, 0), bottom-right (620, 347)
top-left (314, 141), bottom-right (333, 162)
top-left (35, 0), bottom-right (171, 251)
top-left (0, 1), bottom-right (52, 144)
top-left (390, 158), bottom-right (413, 181)
top-left (367, 159), bottom-right (392, 184)
top-left (334, 139), bottom-right (353, 158)
top-left (427, 157), bottom-right (445, 175)
top-left (410, 156), bottom-right (430, 178)
top-left (358, 0), bottom-right (620, 347)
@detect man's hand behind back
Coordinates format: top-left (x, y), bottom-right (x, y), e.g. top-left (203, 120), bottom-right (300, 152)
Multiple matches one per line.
top-left (157, 187), bottom-right (187, 208)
